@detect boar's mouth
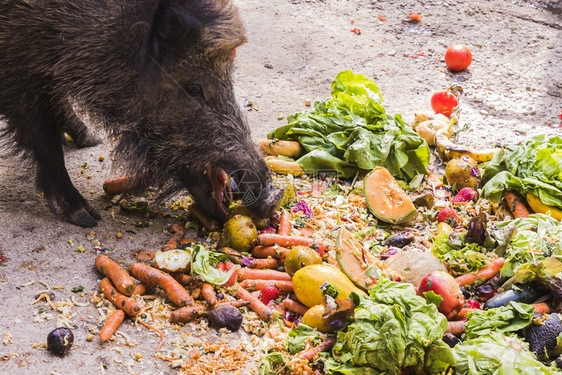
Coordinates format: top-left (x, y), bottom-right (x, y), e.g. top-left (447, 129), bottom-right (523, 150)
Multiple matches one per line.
top-left (206, 164), bottom-right (233, 219)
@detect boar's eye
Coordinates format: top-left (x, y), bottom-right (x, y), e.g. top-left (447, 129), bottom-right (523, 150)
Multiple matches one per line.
top-left (184, 83), bottom-right (204, 97)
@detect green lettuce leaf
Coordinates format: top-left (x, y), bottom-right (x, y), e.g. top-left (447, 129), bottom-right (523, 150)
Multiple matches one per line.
top-left (496, 214), bottom-right (562, 278)
top-left (453, 332), bottom-right (561, 375)
top-left (482, 135), bottom-right (562, 209)
top-left (284, 324), bottom-right (323, 355)
top-left (464, 301), bottom-right (534, 340)
top-left (423, 291), bottom-right (444, 309)
top-left (268, 70), bottom-right (430, 182)
top-left (258, 352), bottom-right (287, 375)
top-left (501, 256), bottom-right (562, 301)
top-left (431, 231), bottom-right (494, 277)
top-left (325, 279), bottom-right (455, 374)
top-left (190, 245), bottom-right (236, 285)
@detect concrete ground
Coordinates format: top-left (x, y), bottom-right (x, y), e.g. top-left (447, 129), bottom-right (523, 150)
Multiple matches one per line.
top-left (0, 0), bottom-right (560, 374)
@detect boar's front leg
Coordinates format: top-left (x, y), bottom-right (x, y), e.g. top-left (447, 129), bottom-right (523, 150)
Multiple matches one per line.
top-left (8, 96), bottom-right (101, 227)
top-left (60, 99), bottom-right (102, 148)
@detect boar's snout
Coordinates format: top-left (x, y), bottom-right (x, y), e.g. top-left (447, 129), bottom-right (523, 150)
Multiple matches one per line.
top-left (247, 181), bottom-right (283, 219)
top-left (228, 166), bottom-right (283, 220)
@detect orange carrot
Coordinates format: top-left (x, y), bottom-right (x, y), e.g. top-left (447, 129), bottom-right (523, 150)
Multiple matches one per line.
top-left (252, 245), bottom-right (290, 259)
top-left (100, 309), bottom-right (125, 343)
top-left (215, 300), bottom-right (250, 308)
top-left (171, 273), bottom-right (192, 286)
top-left (446, 320), bottom-right (467, 336)
top-left (249, 257), bottom-right (283, 269)
top-left (95, 254), bottom-right (136, 296)
top-left (278, 209), bottom-right (292, 236)
top-left (504, 190), bottom-right (530, 218)
top-left (99, 278), bottom-right (141, 316)
top-left (170, 304), bottom-right (207, 323)
top-left (237, 268), bottom-right (292, 282)
top-left (133, 283), bottom-right (147, 296)
top-left (257, 233), bottom-right (328, 255)
top-left (295, 337), bottom-right (337, 360)
top-left (188, 205), bottom-right (218, 232)
top-left (102, 173), bottom-right (144, 195)
top-left (191, 287), bottom-right (201, 300)
top-left (283, 298), bottom-right (308, 315)
top-left (240, 279), bottom-right (294, 293)
top-left (162, 223), bottom-right (186, 251)
top-left (298, 227), bottom-right (314, 237)
top-left (129, 263), bottom-right (194, 307)
top-left (455, 257), bottom-right (506, 287)
top-left (457, 307), bottom-right (479, 319)
top-left (532, 302), bottom-right (552, 314)
top-left (235, 285), bottom-right (273, 321)
top-left (201, 283), bottom-right (218, 307)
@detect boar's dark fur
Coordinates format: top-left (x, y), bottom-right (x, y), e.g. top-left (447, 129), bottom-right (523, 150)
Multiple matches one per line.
top-left (0, 0), bottom-right (281, 227)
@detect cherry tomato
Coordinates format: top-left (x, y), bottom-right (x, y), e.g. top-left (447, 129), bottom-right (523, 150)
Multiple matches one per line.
top-left (431, 90), bottom-right (458, 116)
top-left (445, 45), bottom-right (472, 71)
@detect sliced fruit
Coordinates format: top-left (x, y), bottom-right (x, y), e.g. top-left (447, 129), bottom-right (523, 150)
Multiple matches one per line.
top-left (363, 167), bottom-right (418, 224)
top-left (526, 192), bottom-right (562, 221)
top-left (292, 264), bottom-right (365, 308)
top-left (335, 227), bottom-right (401, 290)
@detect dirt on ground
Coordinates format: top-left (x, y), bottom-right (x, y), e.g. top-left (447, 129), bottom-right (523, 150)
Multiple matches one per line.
top-left (0, 1), bottom-right (560, 374)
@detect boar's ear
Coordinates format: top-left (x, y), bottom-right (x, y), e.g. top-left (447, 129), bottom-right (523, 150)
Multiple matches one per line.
top-left (141, 0), bottom-right (208, 85)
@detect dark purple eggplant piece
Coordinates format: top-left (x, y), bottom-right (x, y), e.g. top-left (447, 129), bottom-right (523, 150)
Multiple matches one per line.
top-left (47, 327), bottom-right (74, 356)
top-left (383, 232), bottom-right (415, 249)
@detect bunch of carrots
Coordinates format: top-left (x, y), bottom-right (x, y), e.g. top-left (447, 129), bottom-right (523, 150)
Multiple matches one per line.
top-left (94, 208), bottom-right (331, 357)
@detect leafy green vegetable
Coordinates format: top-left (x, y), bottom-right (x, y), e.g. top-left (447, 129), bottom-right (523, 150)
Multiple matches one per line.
top-left (268, 70), bottom-right (430, 182)
top-left (453, 332), bottom-right (561, 375)
top-left (496, 214), bottom-right (562, 278)
top-left (502, 256), bottom-right (562, 302)
top-left (284, 324), bottom-right (323, 355)
top-left (464, 301), bottom-right (534, 340)
top-left (190, 245), bottom-right (236, 285)
top-left (431, 231), bottom-right (493, 276)
top-left (423, 290), bottom-right (444, 309)
top-left (258, 352), bottom-right (287, 375)
top-left (482, 135), bottom-right (562, 209)
top-left (323, 279), bottom-right (455, 374)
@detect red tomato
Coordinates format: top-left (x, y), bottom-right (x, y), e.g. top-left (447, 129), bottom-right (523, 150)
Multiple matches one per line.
top-left (431, 90), bottom-right (458, 116)
top-left (445, 45), bottom-right (472, 71)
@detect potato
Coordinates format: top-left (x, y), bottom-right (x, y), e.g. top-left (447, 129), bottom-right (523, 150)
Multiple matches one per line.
top-left (414, 116), bottom-right (452, 145)
top-left (265, 156), bottom-right (305, 176)
top-left (415, 121), bottom-right (437, 145)
top-left (412, 112), bottom-right (450, 129)
top-left (257, 139), bottom-right (303, 158)
top-left (445, 156), bottom-right (481, 191)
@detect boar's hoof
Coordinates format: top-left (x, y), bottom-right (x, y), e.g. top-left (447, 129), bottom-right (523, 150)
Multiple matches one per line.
top-left (67, 206), bottom-right (101, 227)
top-left (49, 199), bottom-right (101, 227)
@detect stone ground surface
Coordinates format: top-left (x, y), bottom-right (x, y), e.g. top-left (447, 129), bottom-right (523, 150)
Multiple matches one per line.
top-left (0, 0), bottom-right (560, 374)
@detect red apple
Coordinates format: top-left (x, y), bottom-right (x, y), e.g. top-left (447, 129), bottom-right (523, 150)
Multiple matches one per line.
top-left (418, 271), bottom-right (464, 319)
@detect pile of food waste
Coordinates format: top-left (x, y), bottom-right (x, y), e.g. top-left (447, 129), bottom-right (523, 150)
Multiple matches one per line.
top-left (90, 71), bottom-right (562, 375)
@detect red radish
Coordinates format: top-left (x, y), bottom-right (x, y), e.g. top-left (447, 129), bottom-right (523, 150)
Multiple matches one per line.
top-left (418, 271), bottom-right (464, 319)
